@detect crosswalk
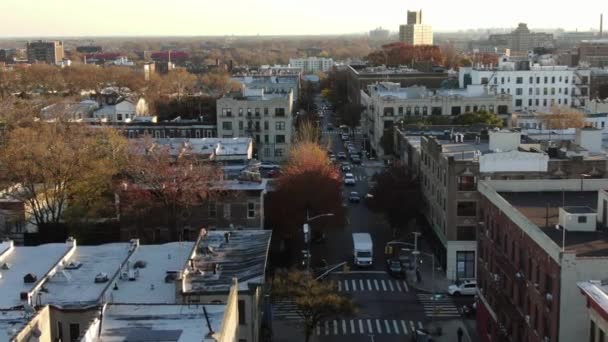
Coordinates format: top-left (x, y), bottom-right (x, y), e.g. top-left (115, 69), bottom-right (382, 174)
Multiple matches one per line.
top-left (314, 319), bottom-right (425, 336)
top-left (335, 278), bottom-right (409, 293)
top-left (322, 130), bottom-right (341, 135)
top-left (272, 299), bottom-right (300, 320)
top-left (417, 293), bottom-right (460, 318)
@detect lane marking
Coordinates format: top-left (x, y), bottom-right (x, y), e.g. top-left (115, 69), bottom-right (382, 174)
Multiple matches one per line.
top-left (367, 319), bottom-right (373, 333)
top-left (338, 281), bottom-right (342, 292)
top-left (388, 281), bottom-right (394, 291)
top-left (401, 320), bottom-right (408, 335)
top-left (381, 280), bottom-right (387, 291)
top-left (316, 324), bottom-right (321, 335)
top-left (418, 322), bottom-right (424, 329)
top-left (409, 321), bottom-right (416, 333)
top-left (342, 320), bottom-right (347, 335)
top-left (359, 320), bottom-right (364, 334)
top-left (403, 281), bottom-right (409, 292)
top-left (325, 321), bottom-right (329, 336)
top-left (359, 279), bottom-right (364, 291)
top-left (367, 279), bottom-right (372, 291)
top-left (384, 320), bottom-right (391, 334)
top-left (376, 319), bottom-right (382, 334)
top-left (333, 320), bottom-right (338, 335)
top-left (395, 281), bottom-right (402, 292)
top-left (374, 279), bottom-right (379, 290)
top-left (344, 280), bottom-right (350, 291)
top-left (351, 279), bottom-right (357, 291)
top-left (393, 320), bottom-right (400, 334)
top-left (350, 320), bottom-right (355, 334)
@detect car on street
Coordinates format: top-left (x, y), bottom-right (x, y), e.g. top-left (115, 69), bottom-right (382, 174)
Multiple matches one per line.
top-left (386, 259), bottom-right (405, 278)
top-left (341, 134), bottom-right (349, 141)
top-left (448, 280), bottom-right (477, 296)
top-left (327, 123), bottom-right (333, 130)
top-left (258, 161), bottom-right (281, 170)
top-left (348, 191), bottom-right (360, 203)
top-left (341, 163), bottom-right (352, 172)
top-left (351, 155), bottom-right (362, 164)
top-left (337, 152), bottom-right (347, 160)
top-left (344, 173), bottom-right (356, 185)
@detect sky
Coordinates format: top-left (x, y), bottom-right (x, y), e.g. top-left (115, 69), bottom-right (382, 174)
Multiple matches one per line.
top-left (0, 0), bottom-right (605, 37)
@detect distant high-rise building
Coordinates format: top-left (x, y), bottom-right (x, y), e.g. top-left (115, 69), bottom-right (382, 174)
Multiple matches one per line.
top-left (488, 23), bottom-right (554, 53)
top-left (26, 40), bottom-right (64, 65)
top-left (369, 27), bottom-right (390, 40)
top-left (399, 10), bottom-right (433, 45)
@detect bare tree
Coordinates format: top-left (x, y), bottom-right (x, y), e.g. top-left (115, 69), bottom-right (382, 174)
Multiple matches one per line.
top-left (164, 69), bottom-right (197, 100)
top-left (539, 106), bottom-right (587, 130)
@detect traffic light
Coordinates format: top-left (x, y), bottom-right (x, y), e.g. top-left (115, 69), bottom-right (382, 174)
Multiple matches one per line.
top-left (385, 245), bottom-right (393, 255)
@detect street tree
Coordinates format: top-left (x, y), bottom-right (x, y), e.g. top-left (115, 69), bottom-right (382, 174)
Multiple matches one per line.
top-left (163, 69), bottom-right (197, 100)
top-left (121, 140), bottom-right (221, 241)
top-left (199, 70), bottom-right (241, 97)
top-left (297, 80), bottom-right (317, 113)
top-left (272, 269), bottom-right (355, 342)
top-left (337, 103), bottom-right (362, 132)
top-left (0, 123), bottom-right (127, 227)
top-left (367, 163), bottom-right (421, 231)
top-left (265, 141), bottom-right (345, 258)
top-left (320, 69), bottom-right (348, 109)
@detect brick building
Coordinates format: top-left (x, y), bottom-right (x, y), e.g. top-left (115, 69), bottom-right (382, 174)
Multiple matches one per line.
top-left (477, 179), bottom-right (608, 342)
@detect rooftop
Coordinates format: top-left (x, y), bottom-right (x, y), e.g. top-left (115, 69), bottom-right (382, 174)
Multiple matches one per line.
top-left (369, 83), bottom-right (498, 100)
top-left (210, 179), bottom-right (267, 191)
top-left (500, 191), bottom-right (608, 256)
top-left (185, 230), bottom-right (271, 293)
top-left (350, 64), bottom-right (438, 75)
top-left (0, 310), bottom-right (29, 341)
top-left (578, 280), bottom-right (608, 317)
top-left (111, 242), bottom-right (195, 304)
top-left (0, 243), bottom-right (71, 309)
top-left (152, 138), bottom-right (252, 158)
top-left (97, 304), bottom-right (225, 342)
top-left (39, 243), bottom-right (132, 308)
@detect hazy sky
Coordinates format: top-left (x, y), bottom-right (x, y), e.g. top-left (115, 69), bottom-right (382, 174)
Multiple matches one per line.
top-left (0, 0), bottom-right (605, 37)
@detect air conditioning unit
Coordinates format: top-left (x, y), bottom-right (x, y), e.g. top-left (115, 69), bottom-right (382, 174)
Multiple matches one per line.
top-left (525, 315), bottom-right (530, 324)
top-left (493, 274), bottom-right (500, 282)
top-left (545, 293), bottom-right (553, 302)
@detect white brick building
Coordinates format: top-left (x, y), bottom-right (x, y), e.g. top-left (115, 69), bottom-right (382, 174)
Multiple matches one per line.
top-left (289, 57), bottom-right (334, 73)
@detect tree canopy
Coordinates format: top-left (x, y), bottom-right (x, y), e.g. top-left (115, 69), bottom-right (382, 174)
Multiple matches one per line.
top-left (452, 111), bottom-right (503, 127)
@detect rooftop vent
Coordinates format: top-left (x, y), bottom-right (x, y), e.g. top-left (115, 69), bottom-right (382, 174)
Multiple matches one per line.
top-left (94, 273), bottom-right (109, 283)
top-left (23, 273), bottom-right (37, 283)
top-left (1, 263), bottom-right (9, 270)
top-left (558, 206), bottom-right (597, 232)
top-left (133, 260), bottom-right (147, 269)
top-left (64, 261), bottom-right (82, 270)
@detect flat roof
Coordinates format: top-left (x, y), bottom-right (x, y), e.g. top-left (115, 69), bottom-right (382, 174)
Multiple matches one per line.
top-left (97, 304), bottom-right (225, 342)
top-left (439, 140), bottom-right (490, 160)
top-left (40, 243), bottom-right (132, 308)
top-left (562, 206), bottom-right (596, 214)
top-left (185, 230), bottom-right (271, 293)
top-left (578, 280), bottom-right (608, 319)
top-left (152, 138), bottom-right (252, 157)
top-left (0, 310), bottom-right (29, 341)
top-left (211, 179), bottom-right (267, 191)
top-left (0, 243), bottom-right (71, 309)
top-left (500, 191), bottom-right (608, 256)
top-left (111, 242), bottom-right (195, 304)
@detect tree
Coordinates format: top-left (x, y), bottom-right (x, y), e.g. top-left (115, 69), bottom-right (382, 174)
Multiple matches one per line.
top-left (367, 163), bottom-right (420, 230)
top-left (337, 103), bottom-right (362, 131)
top-left (366, 43), bottom-right (444, 68)
top-left (271, 269), bottom-right (355, 342)
top-left (0, 123), bottom-right (127, 227)
top-left (320, 69), bottom-right (348, 109)
top-left (452, 111), bottom-right (503, 127)
top-left (539, 106), bottom-right (586, 129)
top-left (297, 81), bottom-right (317, 113)
top-left (265, 142), bottom-right (345, 257)
top-left (199, 70), bottom-right (241, 97)
top-left (164, 69), bottom-right (197, 100)
top-left (380, 129), bottom-right (395, 156)
top-left (121, 140), bottom-right (220, 241)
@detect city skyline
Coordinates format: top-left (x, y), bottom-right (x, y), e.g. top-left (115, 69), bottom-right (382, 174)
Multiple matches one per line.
top-left (0, 0), bottom-right (605, 37)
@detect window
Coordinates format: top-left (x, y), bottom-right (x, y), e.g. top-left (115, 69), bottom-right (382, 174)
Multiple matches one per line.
top-left (501, 77), bottom-right (504, 84)
top-left (69, 323), bottom-right (80, 342)
top-left (264, 148), bottom-right (270, 157)
top-left (536, 77), bottom-right (540, 83)
top-left (516, 77), bottom-right (523, 84)
top-left (529, 99), bottom-right (533, 106)
top-left (247, 202), bottom-right (256, 218)
top-left (238, 121), bottom-right (244, 130)
top-left (489, 105), bottom-right (494, 112)
top-left (456, 251), bottom-right (475, 279)
top-left (239, 108), bottom-right (243, 116)
top-left (529, 76), bottom-right (534, 84)
top-left (591, 320), bottom-right (596, 342)
top-left (117, 113), bottom-right (123, 121)
top-left (457, 201), bottom-right (477, 216)
top-left (255, 108), bottom-right (260, 116)
top-left (551, 76), bottom-right (555, 84)
top-left (497, 105), bottom-right (508, 114)
top-left (238, 300), bottom-right (246, 325)
top-left (544, 77), bottom-right (548, 83)
top-left (451, 106), bottom-right (461, 115)
top-left (264, 107), bottom-right (269, 115)
top-left (543, 88), bottom-right (548, 95)
top-left (432, 107), bottom-right (442, 115)
top-left (275, 148), bottom-right (283, 157)
top-left (578, 216), bottom-right (587, 223)
top-left (465, 105), bottom-right (471, 113)
top-left (275, 108), bottom-right (285, 117)
top-left (383, 107), bottom-right (394, 116)
top-left (208, 202), bottom-right (216, 218)
top-left (600, 329), bottom-right (605, 342)
top-left (222, 108), bottom-right (232, 117)
top-left (457, 226), bottom-right (476, 241)
top-left (276, 122), bottom-right (285, 130)
top-left (551, 88), bottom-right (555, 95)
top-left (515, 99), bottom-right (523, 107)
top-left (528, 88), bottom-right (533, 95)
top-left (223, 204), bottom-right (231, 219)
top-left (58, 321), bottom-right (63, 341)
top-left (275, 135), bottom-right (285, 143)
top-left (406, 106), bottom-right (412, 115)
top-left (565, 87), bottom-right (569, 95)
top-left (398, 106), bottom-right (403, 114)
top-left (565, 76), bottom-right (569, 84)
top-left (247, 108), bottom-right (252, 117)
top-left (222, 122), bottom-right (233, 130)
top-left (264, 121), bottom-right (269, 130)
top-left (264, 135), bottom-right (269, 143)
top-left (458, 175), bottom-right (476, 191)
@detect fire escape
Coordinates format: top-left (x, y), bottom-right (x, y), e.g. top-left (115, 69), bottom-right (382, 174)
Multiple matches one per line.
top-left (245, 110), bottom-right (261, 157)
top-left (572, 70), bottom-right (589, 108)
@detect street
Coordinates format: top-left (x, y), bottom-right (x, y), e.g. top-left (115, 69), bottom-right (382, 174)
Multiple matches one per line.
top-left (271, 97), bottom-right (475, 342)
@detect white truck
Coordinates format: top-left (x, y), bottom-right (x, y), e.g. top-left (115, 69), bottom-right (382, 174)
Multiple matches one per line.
top-left (352, 233), bottom-right (373, 267)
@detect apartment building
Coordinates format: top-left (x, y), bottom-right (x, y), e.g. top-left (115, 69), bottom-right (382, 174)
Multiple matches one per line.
top-left (362, 82), bottom-right (512, 156)
top-left (26, 40), bottom-right (64, 65)
top-left (346, 64), bottom-right (449, 105)
top-left (578, 280), bottom-right (608, 342)
top-left (488, 23), bottom-right (554, 53)
top-left (369, 27), bottom-right (390, 40)
top-left (289, 57), bottom-right (334, 73)
top-left (396, 128), bottom-right (608, 281)
top-left (232, 74), bottom-right (300, 105)
top-left (398, 10), bottom-right (433, 45)
top-left (476, 179), bottom-right (608, 342)
top-left (0, 237), bottom-right (242, 342)
top-left (579, 40), bottom-right (608, 67)
top-left (216, 87), bottom-right (293, 162)
top-left (459, 54), bottom-right (591, 111)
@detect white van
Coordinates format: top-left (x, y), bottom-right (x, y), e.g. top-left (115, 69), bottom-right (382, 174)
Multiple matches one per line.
top-left (352, 233), bottom-right (373, 267)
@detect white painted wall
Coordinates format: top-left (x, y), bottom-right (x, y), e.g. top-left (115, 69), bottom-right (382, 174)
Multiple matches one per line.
top-left (558, 208), bottom-right (597, 232)
top-left (446, 240), bottom-right (476, 281)
top-left (597, 190), bottom-right (608, 227)
top-left (479, 151), bottom-right (548, 173)
top-left (488, 131), bottom-right (521, 152)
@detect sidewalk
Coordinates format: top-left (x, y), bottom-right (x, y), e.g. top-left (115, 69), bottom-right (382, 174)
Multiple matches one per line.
top-left (425, 319), bottom-right (476, 342)
top-left (405, 253), bottom-right (450, 294)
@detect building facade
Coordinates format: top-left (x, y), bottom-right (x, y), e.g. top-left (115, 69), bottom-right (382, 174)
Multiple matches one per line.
top-left (476, 179), bottom-right (608, 342)
top-left (289, 57), bottom-right (334, 73)
top-left (232, 75), bottom-right (300, 105)
top-left (579, 40), bottom-right (608, 67)
top-left (369, 27), bottom-right (390, 40)
top-left (578, 280), bottom-right (608, 342)
top-left (398, 10), bottom-right (433, 45)
top-left (488, 23), bottom-right (554, 53)
top-left (26, 40), bottom-right (64, 65)
top-left (362, 82), bottom-right (512, 156)
top-left (459, 55), bottom-right (591, 111)
top-left (216, 87), bottom-right (293, 162)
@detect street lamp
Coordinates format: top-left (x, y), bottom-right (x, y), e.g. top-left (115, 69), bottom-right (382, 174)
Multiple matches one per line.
top-left (303, 211), bottom-right (334, 271)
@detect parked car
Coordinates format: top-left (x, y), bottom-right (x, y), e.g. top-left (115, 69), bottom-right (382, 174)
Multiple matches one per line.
top-left (258, 161), bottom-right (281, 170)
top-left (344, 173), bottom-right (356, 185)
top-left (351, 155), bottom-right (362, 165)
top-left (337, 152), bottom-right (347, 160)
top-left (341, 134), bottom-right (349, 141)
top-left (448, 280), bottom-right (477, 296)
top-left (341, 163), bottom-right (352, 172)
top-left (386, 259), bottom-right (405, 278)
top-left (348, 191), bottom-right (360, 203)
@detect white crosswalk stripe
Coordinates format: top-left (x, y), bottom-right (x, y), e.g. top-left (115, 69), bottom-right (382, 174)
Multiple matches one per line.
top-left (315, 319), bottom-right (424, 335)
top-left (417, 293), bottom-right (461, 318)
top-left (272, 299), bottom-right (300, 320)
top-left (336, 278), bottom-right (410, 293)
